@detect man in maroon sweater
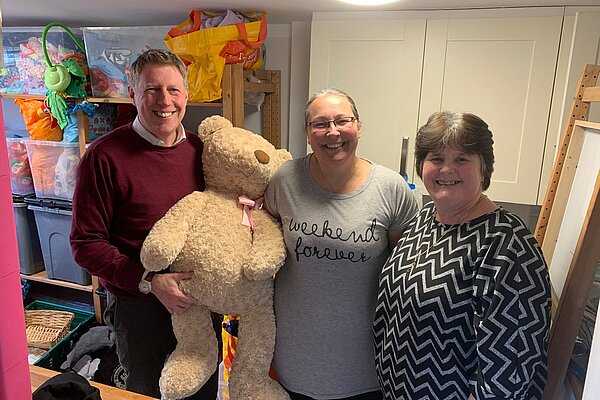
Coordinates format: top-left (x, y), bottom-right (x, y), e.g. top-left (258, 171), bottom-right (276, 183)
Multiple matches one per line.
top-left (70, 49), bottom-right (218, 399)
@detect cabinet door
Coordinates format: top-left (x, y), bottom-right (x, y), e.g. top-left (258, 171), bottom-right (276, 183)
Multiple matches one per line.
top-left (419, 16), bottom-right (562, 204)
top-left (543, 11), bottom-right (600, 205)
top-left (310, 18), bottom-right (425, 177)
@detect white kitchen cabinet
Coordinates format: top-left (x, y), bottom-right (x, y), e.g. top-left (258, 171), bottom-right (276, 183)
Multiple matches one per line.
top-left (419, 16), bottom-right (562, 204)
top-left (309, 18), bottom-right (426, 176)
top-left (309, 12), bottom-right (566, 205)
top-left (541, 10), bottom-right (600, 205)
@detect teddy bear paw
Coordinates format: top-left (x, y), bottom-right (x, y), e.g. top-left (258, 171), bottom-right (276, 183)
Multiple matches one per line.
top-left (159, 352), bottom-right (214, 400)
top-left (230, 377), bottom-right (291, 400)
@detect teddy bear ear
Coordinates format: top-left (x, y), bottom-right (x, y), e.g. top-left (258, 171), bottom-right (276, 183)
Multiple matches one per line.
top-left (277, 148), bottom-right (293, 164)
top-left (197, 115), bottom-right (233, 141)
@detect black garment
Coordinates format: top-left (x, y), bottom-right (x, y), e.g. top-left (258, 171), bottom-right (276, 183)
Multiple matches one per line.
top-left (32, 371), bottom-right (101, 400)
top-left (105, 292), bottom-right (218, 399)
top-left (286, 389), bottom-right (383, 400)
top-left (61, 326), bottom-right (114, 370)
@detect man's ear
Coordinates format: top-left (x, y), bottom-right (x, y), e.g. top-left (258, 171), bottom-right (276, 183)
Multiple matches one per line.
top-left (128, 86), bottom-right (136, 105)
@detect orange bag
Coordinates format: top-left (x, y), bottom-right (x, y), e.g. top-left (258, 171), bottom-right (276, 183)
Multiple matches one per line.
top-left (165, 10), bottom-right (267, 102)
top-left (14, 99), bottom-right (63, 141)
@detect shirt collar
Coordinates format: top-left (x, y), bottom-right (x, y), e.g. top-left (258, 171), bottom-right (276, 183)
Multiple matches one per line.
top-left (132, 116), bottom-right (186, 147)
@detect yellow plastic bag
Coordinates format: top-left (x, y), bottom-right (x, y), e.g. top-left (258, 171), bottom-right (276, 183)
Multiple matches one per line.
top-left (164, 10), bottom-right (267, 103)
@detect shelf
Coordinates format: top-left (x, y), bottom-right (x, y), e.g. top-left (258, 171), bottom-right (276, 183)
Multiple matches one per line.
top-left (0, 93), bottom-right (224, 108)
top-left (87, 97), bottom-right (224, 107)
top-left (20, 270), bottom-right (93, 293)
top-left (1, 75), bottom-right (277, 104)
top-left (0, 93), bottom-right (46, 100)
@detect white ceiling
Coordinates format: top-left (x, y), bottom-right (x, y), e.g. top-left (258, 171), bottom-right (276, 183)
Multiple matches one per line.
top-left (2, 0), bottom-right (600, 27)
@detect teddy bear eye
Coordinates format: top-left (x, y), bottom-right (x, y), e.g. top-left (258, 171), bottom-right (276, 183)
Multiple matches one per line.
top-left (254, 150), bottom-right (270, 164)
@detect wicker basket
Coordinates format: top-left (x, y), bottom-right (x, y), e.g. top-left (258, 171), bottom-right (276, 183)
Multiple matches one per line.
top-left (25, 309), bottom-right (75, 349)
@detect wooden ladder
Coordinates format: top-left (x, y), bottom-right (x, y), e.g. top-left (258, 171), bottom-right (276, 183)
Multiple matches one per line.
top-left (536, 64), bottom-right (600, 400)
top-left (534, 64), bottom-right (600, 246)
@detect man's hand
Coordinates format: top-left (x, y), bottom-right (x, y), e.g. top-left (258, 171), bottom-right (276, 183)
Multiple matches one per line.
top-left (150, 272), bottom-right (196, 315)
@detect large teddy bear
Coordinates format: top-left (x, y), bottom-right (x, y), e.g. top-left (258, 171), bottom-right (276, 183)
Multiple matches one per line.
top-left (140, 116), bottom-right (292, 400)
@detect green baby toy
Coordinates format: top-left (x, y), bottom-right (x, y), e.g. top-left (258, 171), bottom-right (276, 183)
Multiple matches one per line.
top-left (42, 22), bottom-right (88, 130)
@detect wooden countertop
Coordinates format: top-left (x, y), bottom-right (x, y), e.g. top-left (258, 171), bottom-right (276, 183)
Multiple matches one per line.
top-left (30, 365), bottom-right (157, 400)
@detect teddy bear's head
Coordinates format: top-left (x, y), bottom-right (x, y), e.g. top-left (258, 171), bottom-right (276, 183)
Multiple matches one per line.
top-left (198, 115), bottom-right (292, 199)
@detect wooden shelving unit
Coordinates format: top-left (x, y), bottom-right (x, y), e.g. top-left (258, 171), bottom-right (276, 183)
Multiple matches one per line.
top-left (20, 271), bottom-right (93, 293)
top-left (3, 63), bottom-right (282, 322)
top-left (0, 63), bottom-right (282, 147)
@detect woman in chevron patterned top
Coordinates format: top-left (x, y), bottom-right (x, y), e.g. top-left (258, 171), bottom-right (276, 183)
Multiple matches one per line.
top-left (374, 111), bottom-right (551, 399)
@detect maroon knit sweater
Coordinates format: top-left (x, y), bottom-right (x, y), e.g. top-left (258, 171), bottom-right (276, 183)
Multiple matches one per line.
top-left (70, 123), bottom-right (204, 299)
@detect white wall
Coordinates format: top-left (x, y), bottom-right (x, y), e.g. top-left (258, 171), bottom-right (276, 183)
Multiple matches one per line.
top-left (287, 21), bottom-right (311, 158)
top-left (1, 100), bottom-right (27, 133)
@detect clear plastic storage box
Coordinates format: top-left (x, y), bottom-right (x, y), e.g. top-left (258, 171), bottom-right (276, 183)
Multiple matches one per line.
top-left (82, 26), bottom-right (170, 97)
top-left (1, 28), bottom-right (86, 95)
top-left (24, 140), bottom-right (80, 201)
top-left (6, 138), bottom-right (35, 195)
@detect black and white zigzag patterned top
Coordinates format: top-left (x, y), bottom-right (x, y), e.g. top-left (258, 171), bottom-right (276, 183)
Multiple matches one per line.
top-left (374, 202), bottom-right (551, 399)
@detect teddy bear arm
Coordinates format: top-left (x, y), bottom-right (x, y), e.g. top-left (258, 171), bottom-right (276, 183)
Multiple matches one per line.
top-left (141, 192), bottom-right (205, 271)
top-left (242, 216), bottom-right (287, 281)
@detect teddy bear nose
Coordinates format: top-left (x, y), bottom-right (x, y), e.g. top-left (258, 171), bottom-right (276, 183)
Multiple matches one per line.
top-left (254, 150), bottom-right (270, 164)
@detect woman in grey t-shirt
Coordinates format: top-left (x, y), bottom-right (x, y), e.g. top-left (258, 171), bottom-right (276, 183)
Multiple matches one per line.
top-left (265, 88), bottom-right (418, 399)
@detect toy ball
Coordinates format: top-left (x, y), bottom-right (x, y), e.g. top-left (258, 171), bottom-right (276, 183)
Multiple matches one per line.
top-left (44, 64), bottom-right (71, 92)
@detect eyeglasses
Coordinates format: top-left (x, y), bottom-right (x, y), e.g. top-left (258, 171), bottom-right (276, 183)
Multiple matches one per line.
top-left (307, 117), bottom-right (356, 132)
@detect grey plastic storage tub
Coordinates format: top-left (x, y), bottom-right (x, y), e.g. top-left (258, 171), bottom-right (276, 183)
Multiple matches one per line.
top-left (26, 198), bottom-right (91, 286)
top-left (13, 197), bottom-right (44, 275)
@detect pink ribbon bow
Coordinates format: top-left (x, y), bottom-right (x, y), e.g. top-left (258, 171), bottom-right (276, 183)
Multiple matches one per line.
top-left (238, 196), bottom-right (264, 230)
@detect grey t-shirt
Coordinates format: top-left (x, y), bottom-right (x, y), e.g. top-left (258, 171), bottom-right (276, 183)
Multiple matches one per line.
top-left (265, 154), bottom-right (418, 398)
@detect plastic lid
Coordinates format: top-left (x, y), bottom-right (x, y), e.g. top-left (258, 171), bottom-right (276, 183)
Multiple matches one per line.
top-left (24, 196), bottom-right (72, 210)
top-left (23, 139), bottom-right (80, 148)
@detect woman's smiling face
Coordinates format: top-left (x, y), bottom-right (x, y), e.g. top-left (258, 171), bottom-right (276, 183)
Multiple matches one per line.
top-left (306, 94), bottom-right (361, 166)
top-left (422, 146), bottom-right (484, 211)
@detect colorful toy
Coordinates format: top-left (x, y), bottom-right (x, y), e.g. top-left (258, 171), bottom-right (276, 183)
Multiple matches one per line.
top-left (42, 23), bottom-right (88, 130)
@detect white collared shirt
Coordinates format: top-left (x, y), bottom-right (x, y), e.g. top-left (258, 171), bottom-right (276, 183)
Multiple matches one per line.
top-left (132, 116), bottom-right (187, 147)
